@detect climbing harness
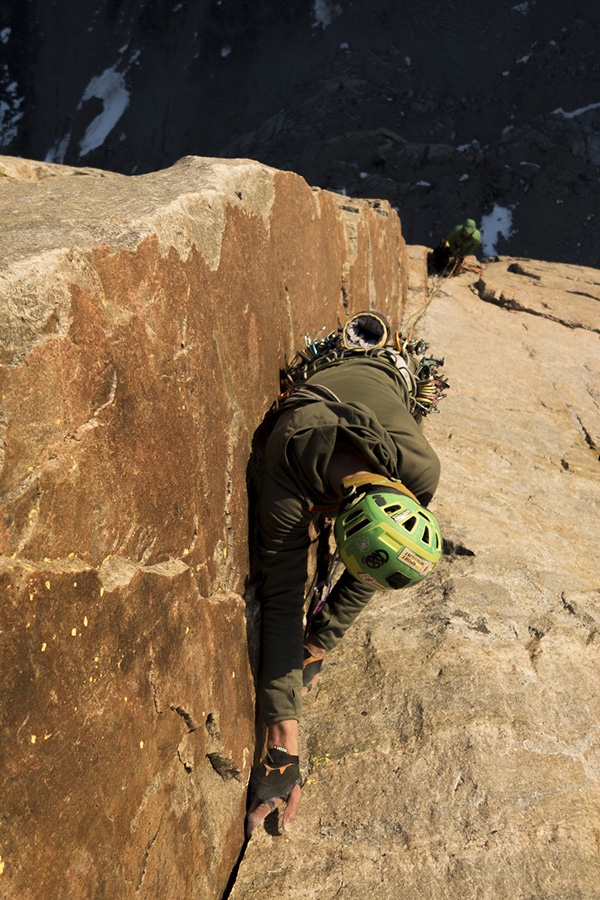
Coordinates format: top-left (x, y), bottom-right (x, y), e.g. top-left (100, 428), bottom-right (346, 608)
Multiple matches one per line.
top-left (280, 310), bottom-right (449, 420)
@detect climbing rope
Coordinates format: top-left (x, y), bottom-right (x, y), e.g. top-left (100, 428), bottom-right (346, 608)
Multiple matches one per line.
top-left (404, 258), bottom-right (458, 340)
top-left (404, 254), bottom-right (484, 340)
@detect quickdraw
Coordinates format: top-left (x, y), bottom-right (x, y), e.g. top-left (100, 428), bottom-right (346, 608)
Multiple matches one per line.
top-left (304, 546), bottom-right (340, 636)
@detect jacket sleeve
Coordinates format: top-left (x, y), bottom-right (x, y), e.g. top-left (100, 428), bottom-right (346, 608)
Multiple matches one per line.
top-left (257, 464), bottom-right (314, 723)
top-left (308, 568), bottom-right (375, 651)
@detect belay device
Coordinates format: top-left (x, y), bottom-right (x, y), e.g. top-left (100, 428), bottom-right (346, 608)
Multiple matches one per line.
top-left (280, 310), bottom-right (449, 420)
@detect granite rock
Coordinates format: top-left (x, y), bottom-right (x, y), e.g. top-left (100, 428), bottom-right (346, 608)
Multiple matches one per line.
top-left (229, 253), bottom-right (600, 898)
top-left (0, 154), bottom-right (405, 900)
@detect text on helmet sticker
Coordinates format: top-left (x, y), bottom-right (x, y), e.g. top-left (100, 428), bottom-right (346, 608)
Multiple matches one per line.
top-left (398, 546), bottom-right (432, 575)
top-left (392, 509), bottom-right (413, 523)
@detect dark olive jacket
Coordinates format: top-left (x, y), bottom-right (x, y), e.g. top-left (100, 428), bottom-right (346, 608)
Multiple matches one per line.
top-left (257, 356), bottom-right (440, 723)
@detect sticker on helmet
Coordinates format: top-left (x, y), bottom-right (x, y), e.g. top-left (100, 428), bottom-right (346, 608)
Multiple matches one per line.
top-left (398, 546), bottom-right (432, 575)
top-left (356, 537), bottom-right (371, 552)
top-left (363, 549), bottom-right (389, 569)
top-left (392, 509), bottom-right (413, 523)
top-left (357, 571), bottom-right (380, 587)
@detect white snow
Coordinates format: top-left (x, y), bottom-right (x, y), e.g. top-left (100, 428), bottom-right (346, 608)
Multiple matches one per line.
top-left (1, 27), bottom-right (11, 43)
top-left (0, 76), bottom-right (24, 146)
top-left (415, 180), bottom-right (431, 187)
top-left (512, 3), bottom-right (530, 14)
top-left (552, 101), bottom-right (600, 119)
top-left (516, 54), bottom-right (531, 64)
top-left (459, 174), bottom-right (469, 181)
top-left (481, 205), bottom-right (515, 256)
top-left (78, 66), bottom-right (130, 157)
top-left (312, 0), bottom-right (342, 29)
top-left (45, 133), bottom-right (71, 165)
top-left (221, 45), bottom-right (232, 58)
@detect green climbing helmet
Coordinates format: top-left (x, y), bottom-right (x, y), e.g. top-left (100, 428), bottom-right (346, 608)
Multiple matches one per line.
top-left (334, 476), bottom-right (442, 590)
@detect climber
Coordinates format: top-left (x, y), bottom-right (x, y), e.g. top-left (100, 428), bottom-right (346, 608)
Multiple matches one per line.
top-left (429, 218), bottom-right (481, 273)
top-left (246, 314), bottom-right (443, 837)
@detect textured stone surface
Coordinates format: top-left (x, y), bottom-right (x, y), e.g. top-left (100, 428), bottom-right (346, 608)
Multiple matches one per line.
top-left (229, 256), bottom-right (600, 898)
top-left (0, 155), bottom-right (405, 899)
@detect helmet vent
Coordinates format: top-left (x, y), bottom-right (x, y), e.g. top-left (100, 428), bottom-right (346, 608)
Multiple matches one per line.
top-left (384, 504), bottom-right (402, 515)
top-left (423, 525), bottom-right (430, 545)
top-left (346, 517), bottom-right (371, 537)
top-left (403, 515), bottom-right (417, 532)
top-left (345, 507), bottom-right (365, 522)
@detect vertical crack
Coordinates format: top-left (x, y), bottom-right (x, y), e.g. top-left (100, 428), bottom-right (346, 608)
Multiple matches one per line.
top-left (575, 412), bottom-right (599, 460)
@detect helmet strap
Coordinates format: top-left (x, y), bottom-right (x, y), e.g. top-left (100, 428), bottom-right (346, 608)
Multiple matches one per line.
top-left (339, 473), bottom-right (418, 503)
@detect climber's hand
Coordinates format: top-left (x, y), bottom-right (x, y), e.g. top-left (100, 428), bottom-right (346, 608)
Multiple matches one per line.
top-left (302, 639), bottom-right (326, 694)
top-left (246, 748), bottom-right (303, 837)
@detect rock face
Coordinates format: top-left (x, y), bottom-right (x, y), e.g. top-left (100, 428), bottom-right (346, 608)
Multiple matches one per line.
top-left (0, 155), bottom-right (405, 899)
top-left (2, 152), bottom-right (600, 900)
top-left (2, 1), bottom-right (600, 266)
top-left (229, 254), bottom-right (600, 897)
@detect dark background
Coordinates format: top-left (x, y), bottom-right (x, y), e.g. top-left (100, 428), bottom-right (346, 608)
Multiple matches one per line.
top-left (2, 0), bottom-right (600, 265)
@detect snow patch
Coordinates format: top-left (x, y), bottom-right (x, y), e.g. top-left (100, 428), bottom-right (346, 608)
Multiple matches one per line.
top-left (78, 66), bottom-right (130, 157)
top-left (552, 101), bottom-right (600, 119)
top-left (481, 205), bottom-right (515, 256)
top-left (312, 0), bottom-right (342, 29)
top-left (0, 27), bottom-right (11, 43)
top-left (0, 74), bottom-right (24, 146)
top-left (45, 133), bottom-right (72, 165)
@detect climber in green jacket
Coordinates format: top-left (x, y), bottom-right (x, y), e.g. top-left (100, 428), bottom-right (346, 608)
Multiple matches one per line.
top-left (246, 344), bottom-right (443, 836)
top-left (430, 218), bottom-right (481, 273)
